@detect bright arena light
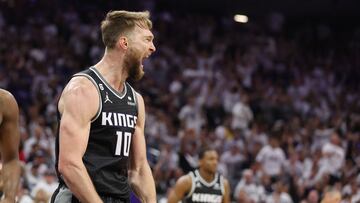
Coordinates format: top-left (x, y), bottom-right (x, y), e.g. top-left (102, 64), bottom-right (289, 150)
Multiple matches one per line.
top-left (234, 14), bottom-right (248, 23)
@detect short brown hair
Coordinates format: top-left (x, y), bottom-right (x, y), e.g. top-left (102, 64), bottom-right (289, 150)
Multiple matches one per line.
top-left (198, 147), bottom-right (216, 160)
top-left (101, 10), bottom-right (152, 49)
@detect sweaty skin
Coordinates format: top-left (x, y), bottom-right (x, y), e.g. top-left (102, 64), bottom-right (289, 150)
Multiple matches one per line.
top-left (0, 89), bottom-right (21, 203)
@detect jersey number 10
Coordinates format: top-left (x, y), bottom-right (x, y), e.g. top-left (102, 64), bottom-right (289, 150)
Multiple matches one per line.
top-left (115, 131), bottom-right (132, 156)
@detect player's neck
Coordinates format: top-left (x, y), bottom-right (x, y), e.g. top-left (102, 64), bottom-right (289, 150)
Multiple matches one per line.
top-left (198, 168), bottom-right (215, 183)
top-left (94, 50), bottom-right (128, 92)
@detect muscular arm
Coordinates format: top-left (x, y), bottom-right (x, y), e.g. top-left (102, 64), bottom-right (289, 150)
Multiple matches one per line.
top-left (128, 93), bottom-right (156, 203)
top-left (0, 90), bottom-right (20, 202)
top-left (222, 178), bottom-right (231, 203)
top-left (57, 78), bottom-right (102, 203)
top-left (167, 175), bottom-right (192, 203)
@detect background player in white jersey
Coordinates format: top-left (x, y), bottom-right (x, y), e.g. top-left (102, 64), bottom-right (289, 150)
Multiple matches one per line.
top-left (168, 148), bottom-right (231, 203)
top-left (0, 89), bottom-right (21, 203)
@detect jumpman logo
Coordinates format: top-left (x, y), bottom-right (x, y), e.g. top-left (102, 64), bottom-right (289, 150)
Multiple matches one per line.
top-left (104, 92), bottom-right (113, 103)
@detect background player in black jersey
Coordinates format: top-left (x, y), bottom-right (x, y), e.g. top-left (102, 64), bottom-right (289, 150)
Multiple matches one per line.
top-left (52, 11), bottom-right (156, 203)
top-left (0, 89), bottom-right (21, 203)
top-left (168, 148), bottom-right (231, 203)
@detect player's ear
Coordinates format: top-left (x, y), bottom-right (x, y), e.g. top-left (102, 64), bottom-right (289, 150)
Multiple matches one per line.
top-left (117, 36), bottom-right (128, 50)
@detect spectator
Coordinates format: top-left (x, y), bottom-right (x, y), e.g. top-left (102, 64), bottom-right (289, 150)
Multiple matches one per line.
top-left (256, 136), bottom-right (286, 179)
top-left (234, 169), bottom-right (265, 203)
top-left (30, 170), bottom-right (58, 200)
top-left (231, 94), bottom-right (254, 131)
top-left (317, 133), bottom-right (345, 183)
top-left (266, 181), bottom-right (293, 203)
top-left (304, 189), bottom-right (320, 203)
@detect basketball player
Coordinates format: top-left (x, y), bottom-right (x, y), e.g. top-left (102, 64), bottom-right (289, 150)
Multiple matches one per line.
top-left (51, 11), bottom-right (156, 203)
top-left (0, 89), bottom-right (21, 203)
top-left (168, 148), bottom-right (231, 203)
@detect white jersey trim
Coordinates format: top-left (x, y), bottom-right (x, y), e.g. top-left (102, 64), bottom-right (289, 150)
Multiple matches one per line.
top-left (220, 175), bottom-right (225, 195)
top-left (185, 172), bottom-right (196, 199)
top-left (195, 170), bottom-right (219, 187)
top-left (128, 83), bottom-right (138, 107)
top-left (90, 67), bottom-right (127, 99)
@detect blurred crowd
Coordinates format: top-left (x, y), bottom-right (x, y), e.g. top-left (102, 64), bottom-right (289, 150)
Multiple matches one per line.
top-left (0, 0), bottom-right (359, 202)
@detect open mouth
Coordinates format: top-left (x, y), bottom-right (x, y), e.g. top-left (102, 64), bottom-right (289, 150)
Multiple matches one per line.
top-left (141, 54), bottom-right (151, 68)
top-left (140, 58), bottom-right (145, 69)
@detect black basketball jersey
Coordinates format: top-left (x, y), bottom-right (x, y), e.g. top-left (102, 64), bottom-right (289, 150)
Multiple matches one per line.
top-left (54, 67), bottom-right (138, 199)
top-left (184, 169), bottom-right (225, 203)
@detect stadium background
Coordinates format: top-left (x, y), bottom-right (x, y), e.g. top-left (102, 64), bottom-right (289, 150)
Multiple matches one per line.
top-left (0, 0), bottom-right (359, 202)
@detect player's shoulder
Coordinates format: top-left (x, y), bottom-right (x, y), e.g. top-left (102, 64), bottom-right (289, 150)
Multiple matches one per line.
top-left (128, 85), bottom-right (144, 107)
top-left (59, 76), bottom-right (99, 114)
top-left (135, 91), bottom-right (143, 103)
top-left (125, 82), bottom-right (140, 95)
top-left (126, 84), bottom-right (141, 98)
top-left (0, 89), bottom-right (16, 102)
top-left (176, 173), bottom-right (193, 188)
top-left (0, 89), bottom-right (18, 121)
top-left (62, 77), bottom-right (98, 100)
top-left (0, 89), bottom-right (18, 109)
top-left (216, 170), bottom-right (228, 182)
top-left (217, 171), bottom-right (227, 181)
top-left (219, 174), bottom-right (231, 195)
top-left (221, 175), bottom-right (230, 185)
top-left (67, 76), bottom-right (96, 90)
top-left (0, 88), bottom-right (10, 96)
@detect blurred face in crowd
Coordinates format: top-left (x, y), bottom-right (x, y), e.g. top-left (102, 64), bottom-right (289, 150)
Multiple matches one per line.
top-left (199, 150), bottom-right (219, 174)
top-left (243, 170), bottom-right (253, 184)
top-left (44, 171), bottom-right (56, 184)
top-left (230, 144), bottom-right (240, 154)
top-left (123, 26), bottom-right (155, 81)
top-left (269, 137), bottom-right (279, 148)
top-left (307, 190), bottom-right (319, 203)
top-left (330, 133), bottom-right (340, 146)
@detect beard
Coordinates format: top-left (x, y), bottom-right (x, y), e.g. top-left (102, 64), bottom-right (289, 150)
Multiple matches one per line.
top-left (124, 47), bottom-right (144, 81)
